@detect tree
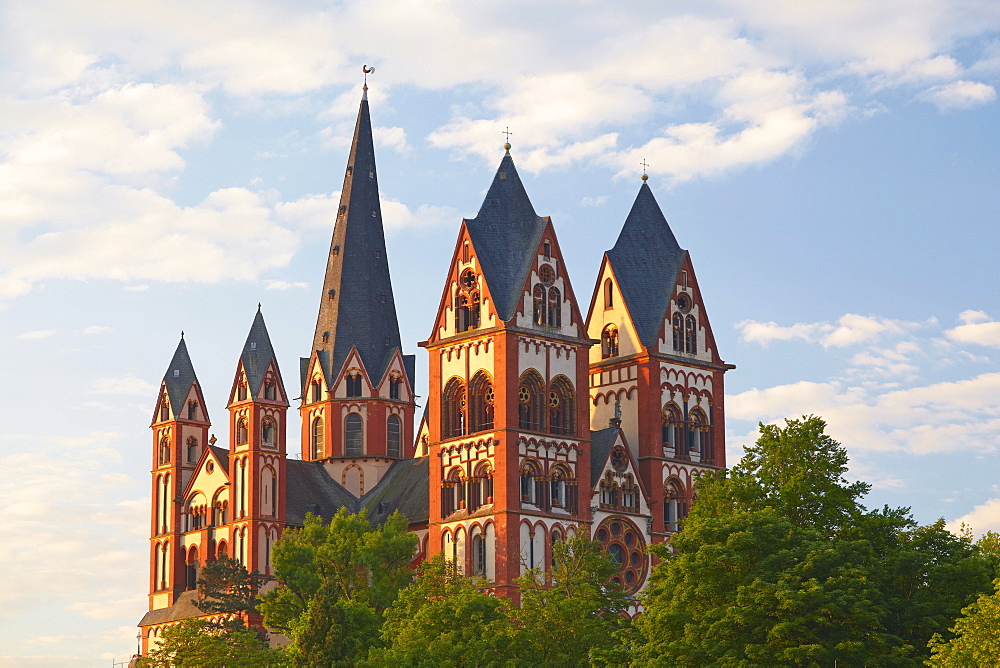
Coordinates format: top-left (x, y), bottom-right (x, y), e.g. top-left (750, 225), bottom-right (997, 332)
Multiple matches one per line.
top-left (627, 416), bottom-right (994, 666)
top-left (369, 555), bottom-right (515, 666)
top-left (259, 509), bottom-right (417, 665)
top-left (928, 579), bottom-right (1000, 665)
top-left (140, 619), bottom-right (286, 667)
top-left (194, 556), bottom-right (264, 632)
top-left (512, 533), bottom-right (629, 665)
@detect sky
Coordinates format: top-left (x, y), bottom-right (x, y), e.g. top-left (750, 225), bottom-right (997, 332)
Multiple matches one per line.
top-left (1, 0), bottom-right (998, 664)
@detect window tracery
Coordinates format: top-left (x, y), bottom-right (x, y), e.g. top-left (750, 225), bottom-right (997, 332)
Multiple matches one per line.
top-left (442, 377), bottom-right (466, 439)
top-left (662, 404), bottom-right (684, 458)
top-left (345, 413), bottom-right (363, 456)
top-left (547, 375), bottom-right (575, 436)
top-left (468, 371), bottom-right (495, 433)
top-left (594, 517), bottom-right (647, 594)
top-left (517, 370), bottom-right (545, 432)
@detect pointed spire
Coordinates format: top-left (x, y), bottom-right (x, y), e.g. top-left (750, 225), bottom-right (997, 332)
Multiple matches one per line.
top-left (465, 150), bottom-right (548, 322)
top-left (606, 183), bottom-right (688, 347)
top-left (242, 308), bottom-right (279, 397)
top-left (310, 87), bottom-right (403, 388)
top-left (162, 335), bottom-right (200, 418)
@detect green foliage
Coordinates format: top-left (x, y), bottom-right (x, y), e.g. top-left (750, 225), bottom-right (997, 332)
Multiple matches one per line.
top-left (928, 579), bottom-right (1000, 665)
top-left (370, 555), bottom-right (515, 666)
top-left (140, 619), bottom-right (286, 667)
top-left (259, 509), bottom-right (417, 665)
top-left (625, 416), bottom-right (994, 667)
top-left (193, 556), bottom-right (263, 632)
top-left (513, 533), bottom-right (629, 665)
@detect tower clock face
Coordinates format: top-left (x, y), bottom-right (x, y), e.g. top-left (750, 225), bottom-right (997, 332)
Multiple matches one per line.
top-left (676, 292), bottom-right (692, 312)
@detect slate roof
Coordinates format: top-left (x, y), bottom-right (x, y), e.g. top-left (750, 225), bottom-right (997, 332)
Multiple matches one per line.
top-left (308, 92), bottom-right (407, 392)
top-left (607, 183), bottom-right (688, 347)
top-left (209, 445), bottom-right (230, 474)
top-left (240, 308), bottom-right (282, 398)
top-left (284, 459), bottom-right (359, 526)
top-left (465, 152), bottom-right (549, 322)
top-left (590, 426), bottom-right (620, 486)
top-left (138, 590), bottom-right (204, 626)
top-left (359, 458), bottom-right (430, 525)
top-left (162, 336), bottom-right (203, 421)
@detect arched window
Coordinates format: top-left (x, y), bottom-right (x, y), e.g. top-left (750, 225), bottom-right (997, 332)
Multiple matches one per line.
top-left (187, 401), bottom-right (198, 420)
top-left (664, 480), bottom-right (687, 532)
top-left (442, 377), bottom-right (466, 439)
top-left (346, 374), bottom-right (363, 398)
top-left (186, 546), bottom-right (199, 590)
top-left (159, 437), bottom-right (170, 465)
top-left (389, 376), bottom-right (401, 400)
top-left (442, 467), bottom-right (464, 517)
top-left (160, 401), bottom-right (169, 422)
top-left (604, 278), bottom-right (613, 308)
top-left (520, 461), bottom-right (541, 506)
top-left (547, 287), bottom-right (561, 327)
top-left (311, 416), bottom-right (324, 459)
top-left (662, 404), bottom-right (683, 458)
top-left (262, 418), bottom-right (276, 447)
top-left (236, 418), bottom-right (248, 445)
top-left (468, 372), bottom-right (495, 433)
top-left (216, 541), bottom-right (227, 559)
top-left (237, 379), bottom-right (247, 401)
top-left (548, 375), bottom-right (575, 436)
top-left (345, 413), bottom-right (363, 456)
top-left (186, 436), bottom-right (198, 463)
top-left (685, 315), bottom-right (697, 353)
top-left (455, 270), bottom-right (481, 333)
top-left (689, 408), bottom-right (710, 461)
top-left (551, 529), bottom-right (562, 569)
top-left (550, 466), bottom-right (567, 508)
top-left (532, 284), bottom-right (546, 326)
top-left (469, 462), bottom-right (493, 512)
top-left (472, 532), bottom-right (486, 575)
top-left (311, 379), bottom-right (322, 403)
top-left (672, 313), bottom-right (684, 351)
top-left (602, 325), bottom-right (619, 359)
top-left (517, 370), bottom-right (545, 433)
top-left (264, 380), bottom-right (276, 401)
top-left (387, 415), bottom-right (401, 458)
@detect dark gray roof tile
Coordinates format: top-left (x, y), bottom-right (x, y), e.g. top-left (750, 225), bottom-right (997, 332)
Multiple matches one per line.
top-left (284, 459), bottom-right (358, 526)
top-left (590, 427), bottom-right (620, 487)
top-left (359, 458), bottom-right (429, 525)
top-left (162, 337), bottom-right (202, 420)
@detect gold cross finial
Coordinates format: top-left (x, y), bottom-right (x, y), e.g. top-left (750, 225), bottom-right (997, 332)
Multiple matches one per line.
top-left (640, 159), bottom-right (649, 182)
top-left (502, 127), bottom-right (513, 152)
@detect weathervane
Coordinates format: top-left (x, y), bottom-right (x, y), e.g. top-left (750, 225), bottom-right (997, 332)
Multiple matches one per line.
top-left (502, 126), bottom-right (513, 151)
top-left (362, 64), bottom-right (375, 96)
top-left (640, 158), bottom-right (649, 182)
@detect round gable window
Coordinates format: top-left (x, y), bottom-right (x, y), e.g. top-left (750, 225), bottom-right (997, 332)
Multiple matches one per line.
top-left (206, 461), bottom-right (214, 474)
top-left (538, 264), bottom-right (555, 284)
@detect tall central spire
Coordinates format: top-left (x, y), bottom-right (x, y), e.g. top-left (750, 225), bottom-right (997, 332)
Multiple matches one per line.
top-left (310, 88), bottom-right (403, 387)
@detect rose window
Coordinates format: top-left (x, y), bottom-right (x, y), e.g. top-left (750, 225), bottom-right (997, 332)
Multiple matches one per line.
top-left (594, 516), bottom-right (647, 594)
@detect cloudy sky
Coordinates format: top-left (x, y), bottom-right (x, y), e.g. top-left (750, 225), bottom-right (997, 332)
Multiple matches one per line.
top-left (1, 0), bottom-right (998, 664)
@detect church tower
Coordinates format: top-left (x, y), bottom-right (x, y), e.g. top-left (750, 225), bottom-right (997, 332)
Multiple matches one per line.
top-left (226, 308), bottom-right (290, 577)
top-left (421, 145), bottom-right (593, 597)
top-left (299, 84), bottom-right (416, 498)
top-left (585, 177), bottom-right (734, 542)
top-left (148, 335), bottom-right (210, 608)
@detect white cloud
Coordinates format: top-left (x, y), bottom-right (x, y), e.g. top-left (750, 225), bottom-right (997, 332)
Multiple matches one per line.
top-left (922, 80), bottom-right (997, 111)
top-left (380, 198), bottom-right (460, 232)
top-left (17, 329), bottom-right (57, 340)
top-left (82, 325), bottom-right (114, 335)
top-left (949, 497), bottom-right (1000, 536)
top-left (374, 126), bottom-right (409, 153)
top-left (91, 376), bottom-right (157, 396)
top-left (737, 313), bottom-right (920, 348)
top-left (264, 279), bottom-right (308, 290)
top-left (947, 310), bottom-right (1000, 347)
top-left (581, 195), bottom-right (608, 207)
top-left (123, 284), bottom-right (149, 292)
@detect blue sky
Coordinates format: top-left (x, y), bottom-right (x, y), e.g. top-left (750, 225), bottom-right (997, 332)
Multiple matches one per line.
top-left (1, 1), bottom-right (999, 664)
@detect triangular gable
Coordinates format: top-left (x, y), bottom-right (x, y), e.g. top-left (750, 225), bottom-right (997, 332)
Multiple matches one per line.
top-left (329, 346), bottom-right (375, 398)
top-left (426, 221), bottom-right (501, 343)
top-left (584, 256), bottom-right (643, 359)
top-left (181, 445), bottom-right (231, 502)
top-left (226, 359), bottom-right (252, 408)
top-left (374, 348), bottom-right (414, 402)
top-left (252, 358), bottom-right (291, 406)
top-left (655, 254), bottom-right (725, 365)
top-left (589, 427), bottom-right (653, 505)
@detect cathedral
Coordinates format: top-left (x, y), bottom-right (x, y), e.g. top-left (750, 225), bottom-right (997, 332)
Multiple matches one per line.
top-left (138, 85), bottom-right (733, 649)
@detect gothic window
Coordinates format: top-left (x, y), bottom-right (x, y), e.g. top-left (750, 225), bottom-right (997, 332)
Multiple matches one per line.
top-left (264, 380), bottom-right (276, 401)
top-left (664, 479), bottom-right (687, 532)
top-left (685, 315), bottom-right (696, 353)
top-left (469, 462), bottom-right (493, 512)
top-left (389, 377), bottom-right (401, 400)
top-left (472, 533), bottom-right (486, 575)
top-left (159, 437), bottom-right (170, 465)
top-left (186, 436), bottom-right (198, 463)
top-left (532, 284), bottom-right (546, 326)
top-left (442, 467), bottom-right (464, 517)
top-left (187, 401), bottom-right (198, 420)
top-left (236, 418), bottom-right (248, 445)
top-left (345, 413), bottom-right (363, 456)
top-left (346, 374), bottom-right (363, 398)
top-left (519, 461), bottom-right (540, 506)
top-left (604, 278), bottom-right (613, 308)
top-left (689, 408), bottom-right (710, 461)
top-left (548, 375), bottom-right (575, 436)
top-left (455, 270), bottom-right (481, 333)
top-left (311, 416), bottom-right (324, 459)
top-left (262, 418), bottom-right (277, 447)
top-left (442, 377), bottom-right (466, 439)
top-left (672, 313), bottom-right (684, 351)
top-left (547, 287), bottom-right (562, 327)
top-left (387, 415), bottom-right (402, 458)
top-left (550, 465), bottom-right (568, 509)
top-left (517, 370), bottom-right (545, 432)
top-left (601, 324), bottom-right (619, 359)
top-left (662, 404), bottom-right (684, 458)
top-left (237, 379), bottom-right (247, 401)
top-left (311, 379), bottom-right (322, 403)
top-left (468, 371), bottom-right (495, 433)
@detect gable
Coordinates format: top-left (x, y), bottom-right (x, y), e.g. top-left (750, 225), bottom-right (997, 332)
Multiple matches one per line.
top-left (585, 257), bottom-right (643, 363)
